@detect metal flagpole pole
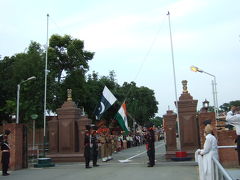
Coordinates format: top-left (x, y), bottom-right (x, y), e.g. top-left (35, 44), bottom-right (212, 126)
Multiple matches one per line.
top-left (43, 14), bottom-right (49, 157)
top-left (213, 76), bottom-right (219, 117)
top-left (16, 84), bottom-right (20, 124)
top-left (167, 11), bottom-right (181, 151)
top-left (211, 80), bottom-right (217, 116)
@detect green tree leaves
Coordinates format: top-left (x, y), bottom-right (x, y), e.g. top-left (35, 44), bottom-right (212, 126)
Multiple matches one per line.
top-left (0, 34), bottom-right (158, 128)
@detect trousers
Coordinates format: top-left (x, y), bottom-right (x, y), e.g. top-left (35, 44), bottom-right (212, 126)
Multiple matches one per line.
top-left (1, 152), bottom-right (10, 175)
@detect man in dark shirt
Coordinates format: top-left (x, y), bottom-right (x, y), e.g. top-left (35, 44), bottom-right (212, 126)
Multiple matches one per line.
top-left (91, 125), bottom-right (99, 167)
top-left (1, 130), bottom-right (11, 176)
top-left (145, 127), bottom-right (155, 167)
top-left (84, 125), bottom-right (92, 168)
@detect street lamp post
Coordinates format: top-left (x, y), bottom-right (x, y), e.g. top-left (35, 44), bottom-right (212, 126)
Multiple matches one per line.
top-left (190, 66), bottom-right (219, 117)
top-left (16, 76), bottom-right (36, 124)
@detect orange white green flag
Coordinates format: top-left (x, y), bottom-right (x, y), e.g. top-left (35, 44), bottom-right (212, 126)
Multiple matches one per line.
top-left (116, 102), bottom-right (129, 133)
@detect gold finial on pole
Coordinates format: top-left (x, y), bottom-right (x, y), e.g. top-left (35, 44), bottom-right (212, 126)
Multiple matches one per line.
top-left (182, 80), bottom-right (188, 93)
top-left (67, 89), bottom-right (72, 101)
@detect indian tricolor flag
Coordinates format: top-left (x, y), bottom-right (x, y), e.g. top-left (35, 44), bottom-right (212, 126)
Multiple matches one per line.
top-left (116, 102), bottom-right (129, 133)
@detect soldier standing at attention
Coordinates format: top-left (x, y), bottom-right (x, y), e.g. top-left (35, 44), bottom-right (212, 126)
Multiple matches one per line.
top-left (145, 126), bottom-right (155, 167)
top-left (1, 130), bottom-right (11, 176)
top-left (91, 125), bottom-right (99, 167)
top-left (99, 128), bottom-right (107, 162)
top-left (84, 125), bottom-right (92, 168)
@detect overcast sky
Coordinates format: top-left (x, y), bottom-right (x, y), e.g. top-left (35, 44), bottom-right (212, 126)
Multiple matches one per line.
top-left (1, 0), bottom-right (240, 116)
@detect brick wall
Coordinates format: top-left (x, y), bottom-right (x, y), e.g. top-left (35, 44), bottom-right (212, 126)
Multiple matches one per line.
top-left (217, 130), bottom-right (239, 167)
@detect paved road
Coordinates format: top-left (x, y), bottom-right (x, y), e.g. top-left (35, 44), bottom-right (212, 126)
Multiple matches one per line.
top-left (3, 141), bottom-right (199, 180)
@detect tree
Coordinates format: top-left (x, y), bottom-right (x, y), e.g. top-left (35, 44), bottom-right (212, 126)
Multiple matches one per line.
top-left (150, 116), bottom-right (163, 127)
top-left (0, 35), bottom-right (159, 130)
top-left (116, 82), bottom-right (158, 126)
top-left (0, 56), bottom-right (16, 122)
top-left (219, 100), bottom-right (240, 112)
top-left (46, 34), bottom-right (95, 113)
top-left (84, 71), bottom-right (120, 122)
top-left (48, 34), bottom-right (94, 83)
top-left (0, 41), bottom-right (45, 126)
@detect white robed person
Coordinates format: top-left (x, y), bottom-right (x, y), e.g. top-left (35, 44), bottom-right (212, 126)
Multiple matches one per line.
top-left (195, 124), bottom-right (219, 180)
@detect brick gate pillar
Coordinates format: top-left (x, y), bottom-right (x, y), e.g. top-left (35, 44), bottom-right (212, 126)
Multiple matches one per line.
top-left (177, 80), bottom-right (199, 156)
top-left (163, 110), bottom-right (177, 159)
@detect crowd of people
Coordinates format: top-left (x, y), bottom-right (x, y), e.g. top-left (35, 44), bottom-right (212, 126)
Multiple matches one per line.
top-left (2, 106), bottom-right (238, 176)
top-left (83, 124), bottom-right (163, 168)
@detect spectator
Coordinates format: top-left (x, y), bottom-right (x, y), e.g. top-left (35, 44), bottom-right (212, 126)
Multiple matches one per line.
top-left (195, 125), bottom-right (218, 180)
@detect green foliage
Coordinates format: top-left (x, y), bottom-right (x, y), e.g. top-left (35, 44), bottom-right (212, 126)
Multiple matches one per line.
top-left (150, 116), bottom-right (163, 127)
top-left (115, 82), bottom-right (158, 126)
top-left (0, 34), bottom-right (158, 129)
top-left (48, 34), bottom-right (94, 83)
top-left (0, 41), bottom-right (45, 125)
top-left (219, 100), bottom-right (240, 112)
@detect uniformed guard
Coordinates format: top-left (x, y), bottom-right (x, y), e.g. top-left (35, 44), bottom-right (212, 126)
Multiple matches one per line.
top-left (106, 131), bottom-right (113, 161)
top-left (100, 128), bottom-right (107, 162)
top-left (84, 125), bottom-right (92, 168)
top-left (145, 124), bottom-right (155, 167)
top-left (91, 125), bottom-right (99, 167)
top-left (1, 129), bottom-right (11, 176)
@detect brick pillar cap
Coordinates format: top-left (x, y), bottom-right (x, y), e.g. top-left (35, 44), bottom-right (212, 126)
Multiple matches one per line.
top-left (165, 110), bottom-right (176, 115)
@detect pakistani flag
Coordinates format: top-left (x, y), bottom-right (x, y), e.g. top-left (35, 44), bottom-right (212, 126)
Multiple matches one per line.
top-left (116, 102), bottom-right (129, 133)
top-left (95, 86), bottom-right (117, 120)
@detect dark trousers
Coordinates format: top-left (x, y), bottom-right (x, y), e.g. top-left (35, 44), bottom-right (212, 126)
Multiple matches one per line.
top-left (92, 149), bottom-right (98, 166)
top-left (237, 135), bottom-right (240, 165)
top-left (1, 152), bottom-right (10, 175)
top-left (84, 146), bottom-right (91, 167)
top-left (147, 149), bottom-right (155, 166)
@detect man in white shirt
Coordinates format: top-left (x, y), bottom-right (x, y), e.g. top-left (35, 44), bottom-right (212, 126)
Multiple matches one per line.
top-left (226, 105), bottom-right (240, 165)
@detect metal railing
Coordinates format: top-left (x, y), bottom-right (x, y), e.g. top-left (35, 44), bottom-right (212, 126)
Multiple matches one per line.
top-left (212, 156), bottom-right (233, 180)
top-left (218, 145), bottom-right (237, 149)
top-left (211, 145), bottom-right (237, 180)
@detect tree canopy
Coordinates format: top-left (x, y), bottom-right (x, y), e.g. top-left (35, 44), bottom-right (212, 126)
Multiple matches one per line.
top-left (0, 34), bottom-right (159, 128)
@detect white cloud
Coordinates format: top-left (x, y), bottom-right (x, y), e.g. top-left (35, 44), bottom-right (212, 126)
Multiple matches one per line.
top-left (166, 0), bottom-right (207, 18)
top-left (71, 14), bottom-right (162, 51)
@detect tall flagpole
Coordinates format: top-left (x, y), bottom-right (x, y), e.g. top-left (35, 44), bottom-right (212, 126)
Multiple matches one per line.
top-left (43, 14), bottom-right (49, 157)
top-left (167, 11), bottom-right (181, 151)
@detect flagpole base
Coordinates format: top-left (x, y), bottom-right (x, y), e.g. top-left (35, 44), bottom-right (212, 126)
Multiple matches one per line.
top-left (34, 158), bottom-right (55, 168)
top-left (171, 151), bottom-right (192, 161)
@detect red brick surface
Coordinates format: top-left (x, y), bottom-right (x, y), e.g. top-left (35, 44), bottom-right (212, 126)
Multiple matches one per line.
top-left (217, 130), bottom-right (239, 167)
top-left (1, 123), bottom-right (24, 170)
top-left (198, 112), bottom-right (216, 148)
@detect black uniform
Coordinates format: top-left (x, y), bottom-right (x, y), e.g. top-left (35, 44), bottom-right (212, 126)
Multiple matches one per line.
top-left (84, 131), bottom-right (92, 168)
top-left (91, 133), bottom-right (99, 166)
top-left (146, 129), bottom-right (155, 167)
top-left (1, 137), bottom-right (10, 176)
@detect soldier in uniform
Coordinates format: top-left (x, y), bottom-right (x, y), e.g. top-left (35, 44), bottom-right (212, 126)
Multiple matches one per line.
top-left (106, 131), bottom-right (113, 161)
top-left (145, 125), bottom-right (155, 167)
top-left (1, 130), bottom-right (11, 176)
top-left (99, 127), bottom-right (107, 162)
top-left (91, 125), bottom-right (99, 167)
top-left (84, 125), bottom-right (92, 168)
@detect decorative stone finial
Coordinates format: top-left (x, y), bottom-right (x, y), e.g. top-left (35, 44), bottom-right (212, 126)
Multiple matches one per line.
top-left (182, 80), bottom-right (188, 94)
top-left (67, 89), bottom-right (72, 101)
